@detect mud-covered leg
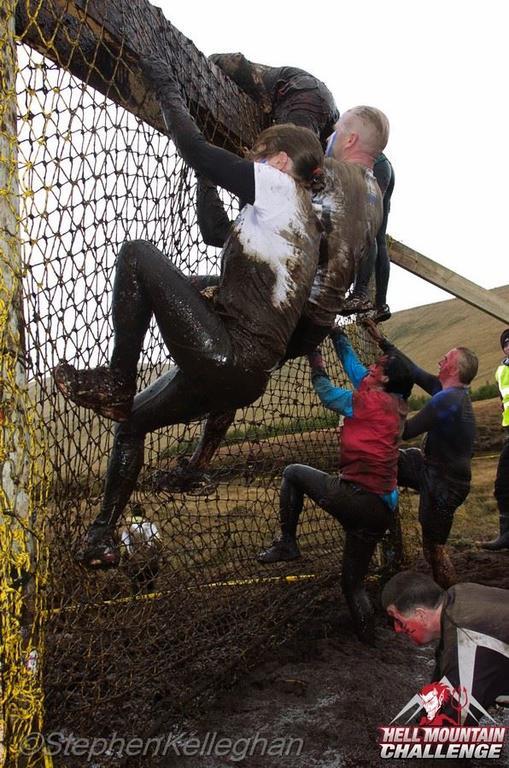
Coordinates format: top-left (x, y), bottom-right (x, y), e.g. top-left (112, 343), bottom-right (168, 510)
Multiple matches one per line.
top-left (341, 529), bottom-right (381, 646)
top-left (55, 239), bottom-right (233, 420)
top-left (380, 505), bottom-right (404, 583)
top-left (373, 159), bottom-right (394, 319)
top-left (258, 464), bottom-right (331, 563)
top-left (111, 240), bottom-right (232, 376)
top-left (155, 408), bottom-right (237, 491)
top-left (422, 536), bottom-right (457, 589)
top-left (78, 367), bottom-right (207, 568)
top-left (190, 409), bottom-right (236, 469)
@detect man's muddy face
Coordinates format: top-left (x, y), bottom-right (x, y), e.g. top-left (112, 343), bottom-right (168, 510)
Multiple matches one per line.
top-left (437, 348), bottom-right (460, 383)
top-left (386, 605), bottom-right (435, 645)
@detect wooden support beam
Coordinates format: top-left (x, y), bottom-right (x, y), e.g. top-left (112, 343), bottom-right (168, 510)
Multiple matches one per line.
top-left (389, 238), bottom-right (509, 325)
top-left (15, 0), bottom-right (264, 151)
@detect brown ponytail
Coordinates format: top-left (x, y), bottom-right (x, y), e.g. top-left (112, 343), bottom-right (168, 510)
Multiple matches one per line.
top-left (248, 123), bottom-right (324, 187)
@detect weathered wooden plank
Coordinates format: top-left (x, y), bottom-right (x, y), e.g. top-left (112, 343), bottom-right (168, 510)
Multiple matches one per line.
top-left (17, 1), bottom-right (503, 322)
top-left (75, 0), bottom-right (259, 138)
top-left (15, 0), bottom-right (264, 150)
top-left (389, 238), bottom-right (509, 324)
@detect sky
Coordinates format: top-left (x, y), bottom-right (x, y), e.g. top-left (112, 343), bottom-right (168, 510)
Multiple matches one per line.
top-left (156, 0), bottom-right (507, 313)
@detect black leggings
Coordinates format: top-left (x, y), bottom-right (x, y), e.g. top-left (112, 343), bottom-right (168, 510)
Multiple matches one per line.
top-left (279, 464), bottom-right (393, 641)
top-left (181, 315), bottom-right (332, 473)
top-left (111, 240), bottom-right (232, 387)
top-left (92, 240), bottom-right (268, 532)
top-left (280, 464), bottom-right (392, 538)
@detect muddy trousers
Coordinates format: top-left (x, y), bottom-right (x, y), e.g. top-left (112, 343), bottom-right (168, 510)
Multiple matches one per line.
top-left (91, 240), bottom-right (268, 534)
top-left (397, 448), bottom-right (469, 588)
top-left (353, 156), bottom-right (394, 306)
top-left (182, 317), bottom-right (331, 475)
top-left (280, 464), bottom-right (393, 645)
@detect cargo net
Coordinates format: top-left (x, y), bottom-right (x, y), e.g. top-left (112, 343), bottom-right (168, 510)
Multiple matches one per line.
top-left (11, 0), bottom-right (419, 748)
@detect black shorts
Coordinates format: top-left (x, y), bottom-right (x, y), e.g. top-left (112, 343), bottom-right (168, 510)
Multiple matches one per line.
top-left (273, 81), bottom-right (338, 145)
top-left (398, 448), bottom-right (470, 545)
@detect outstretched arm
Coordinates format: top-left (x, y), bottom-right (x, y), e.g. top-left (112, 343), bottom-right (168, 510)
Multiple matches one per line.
top-left (330, 329), bottom-right (367, 390)
top-left (308, 349), bottom-right (354, 416)
top-left (402, 400), bottom-right (435, 440)
top-left (363, 318), bottom-right (441, 395)
top-left (196, 175), bottom-right (232, 248)
top-left (143, 57), bottom-right (255, 204)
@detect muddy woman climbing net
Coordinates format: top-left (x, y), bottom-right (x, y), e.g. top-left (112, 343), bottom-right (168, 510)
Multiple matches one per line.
top-left (0, 0), bottom-right (418, 756)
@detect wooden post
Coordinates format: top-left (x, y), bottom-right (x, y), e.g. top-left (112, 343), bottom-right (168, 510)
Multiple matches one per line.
top-left (1, 2), bottom-right (44, 763)
top-left (389, 238), bottom-right (509, 325)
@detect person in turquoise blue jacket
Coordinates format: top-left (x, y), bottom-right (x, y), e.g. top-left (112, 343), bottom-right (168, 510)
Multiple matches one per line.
top-left (258, 329), bottom-right (413, 645)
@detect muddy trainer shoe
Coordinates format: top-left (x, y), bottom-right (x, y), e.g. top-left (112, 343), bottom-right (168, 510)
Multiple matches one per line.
top-left (54, 362), bottom-right (134, 421)
top-left (340, 295), bottom-right (373, 316)
top-left (76, 528), bottom-right (120, 569)
top-left (375, 304), bottom-right (392, 323)
top-left (257, 536), bottom-right (301, 564)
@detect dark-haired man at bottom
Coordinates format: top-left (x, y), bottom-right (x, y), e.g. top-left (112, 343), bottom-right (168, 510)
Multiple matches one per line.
top-left (382, 571), bottom-right (509, 724)
top-left (258, 329), bottom-right (414, 645)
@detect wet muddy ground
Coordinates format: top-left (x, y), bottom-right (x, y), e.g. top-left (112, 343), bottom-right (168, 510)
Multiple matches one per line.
top-left (47, 400), bottom-right (508, 767)
top-left (158, 549), bottom-right (509, 768)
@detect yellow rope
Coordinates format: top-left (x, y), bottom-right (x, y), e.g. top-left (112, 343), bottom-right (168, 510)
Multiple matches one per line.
top-left (1, 4), bottom-right (49, 765)
top-left (43, 572), bottom-right (318, 615)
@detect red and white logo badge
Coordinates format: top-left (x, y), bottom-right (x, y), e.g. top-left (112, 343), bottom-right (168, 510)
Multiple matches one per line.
top-left (379, 677), bottom-right (508, 759)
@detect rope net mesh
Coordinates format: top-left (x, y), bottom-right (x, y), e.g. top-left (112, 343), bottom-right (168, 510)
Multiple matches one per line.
top-left (5, 0), bottom-right (419, 751)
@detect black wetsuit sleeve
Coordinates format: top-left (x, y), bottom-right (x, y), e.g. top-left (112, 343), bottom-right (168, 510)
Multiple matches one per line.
top-left (380, 339), bottom-right (441, 396)
top-left (145, 61), bottom-right (255, 203)
top-left (196, 176), bottom-right (232, 247)
top-left (403, 400), bottom-right (436, 440)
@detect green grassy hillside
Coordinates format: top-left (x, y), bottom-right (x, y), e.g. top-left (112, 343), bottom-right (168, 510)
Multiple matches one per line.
top-left (383, 284), bottom-right (509, 389)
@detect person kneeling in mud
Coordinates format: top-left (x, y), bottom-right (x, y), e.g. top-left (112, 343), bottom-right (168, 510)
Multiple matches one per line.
top-left (258, 328), bottom-right (414, 645)
top-left (53, 56), bottom-right (324, 568)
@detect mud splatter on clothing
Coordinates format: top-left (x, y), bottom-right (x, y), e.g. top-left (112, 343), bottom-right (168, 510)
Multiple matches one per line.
top-left (305, 157), bottom-right (382, 328)
top-left (214, 163), bottom-right (321, 370)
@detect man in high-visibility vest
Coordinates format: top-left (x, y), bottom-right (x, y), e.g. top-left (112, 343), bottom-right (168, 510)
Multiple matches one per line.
top-left (482, 328), bottom-right (509, 550)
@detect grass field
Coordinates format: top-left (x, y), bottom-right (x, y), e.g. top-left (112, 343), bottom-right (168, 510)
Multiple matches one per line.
top-left (384, 283), bottom-right (509, 386)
